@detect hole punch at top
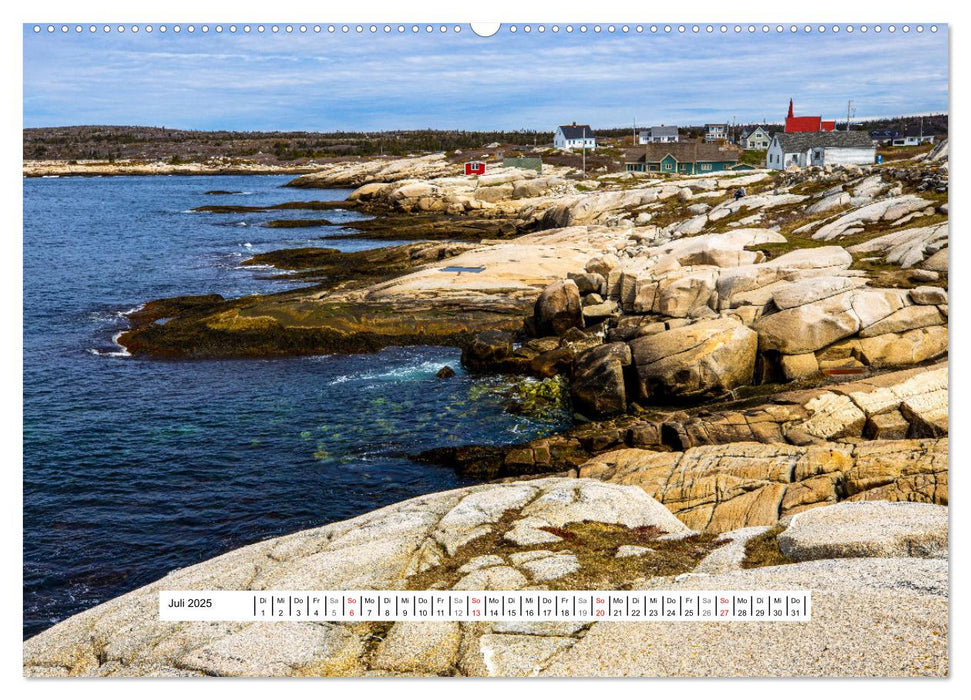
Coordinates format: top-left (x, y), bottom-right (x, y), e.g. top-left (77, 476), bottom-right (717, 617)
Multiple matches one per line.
top-left (470, 23), bottom-right (501, 37)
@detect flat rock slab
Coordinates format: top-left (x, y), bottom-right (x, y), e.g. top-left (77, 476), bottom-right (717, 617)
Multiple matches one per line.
top-left (23, 477), bottom-right (691, 677)
top-left (540, 558), bottom-right (948, 677)
top-left (778, 501), bottom-right (948, 560)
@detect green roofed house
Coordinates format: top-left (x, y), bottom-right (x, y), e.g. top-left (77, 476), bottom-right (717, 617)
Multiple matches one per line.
top-left (624, 141), bottom-right (740, 175)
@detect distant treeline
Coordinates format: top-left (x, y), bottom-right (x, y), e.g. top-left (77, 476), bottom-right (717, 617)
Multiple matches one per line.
top-left (23, 115), bottom-right (948, 163)
top-left (23, 126), bottom-right (555, 162)
top-left (848, 113), bottom-right (948, 135)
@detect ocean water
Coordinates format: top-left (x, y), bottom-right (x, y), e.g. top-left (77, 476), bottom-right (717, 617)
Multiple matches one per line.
top-left (22, 175), bottom-right (570, 638)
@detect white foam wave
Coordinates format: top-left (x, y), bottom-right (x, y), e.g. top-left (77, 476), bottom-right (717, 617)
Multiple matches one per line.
top-left (326, 359), bottom-right (452, 385)
top-left (89, 331), bottom-right (132, 358)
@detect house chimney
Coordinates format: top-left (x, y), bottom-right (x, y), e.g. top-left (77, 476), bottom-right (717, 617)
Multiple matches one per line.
top-left (572, 121), bottom-right (576, 126)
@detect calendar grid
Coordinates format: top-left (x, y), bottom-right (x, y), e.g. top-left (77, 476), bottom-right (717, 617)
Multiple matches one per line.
top-left (161, 590), bottom-right (812, 622)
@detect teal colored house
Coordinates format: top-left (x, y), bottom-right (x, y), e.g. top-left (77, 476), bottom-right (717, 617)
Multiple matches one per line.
top-left (625, 141), bottom-right (740, 175)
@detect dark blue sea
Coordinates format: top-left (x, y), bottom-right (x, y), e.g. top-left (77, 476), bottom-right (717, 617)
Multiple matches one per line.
top-left (23, 174), bottom-right (569, 638)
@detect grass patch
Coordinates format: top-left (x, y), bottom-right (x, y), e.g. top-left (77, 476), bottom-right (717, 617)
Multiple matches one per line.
top-left (740, 525), bottom-right (793, 569)
top-left (406, 515), bottom-right (724, 592)
top-left (876, 143), bottom-right (935, 162)
top-left (738, 150), bottom-right (766, 167)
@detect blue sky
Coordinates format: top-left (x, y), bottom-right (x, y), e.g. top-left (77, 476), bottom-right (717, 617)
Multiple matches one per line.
top-left (23, 25), bottom-right (949, 131)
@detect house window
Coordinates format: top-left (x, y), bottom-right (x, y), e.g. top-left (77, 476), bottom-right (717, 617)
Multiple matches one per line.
top-left (701, 163), bottom-right (712, 171)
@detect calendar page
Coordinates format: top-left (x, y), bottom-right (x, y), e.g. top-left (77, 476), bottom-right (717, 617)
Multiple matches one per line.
top-left (20, 11), bottom-right (949, 680)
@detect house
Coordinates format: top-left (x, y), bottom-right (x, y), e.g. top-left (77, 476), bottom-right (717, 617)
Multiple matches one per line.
top-left (704, 124), bottom-right (728, 143)
top-left (767, 131), bottom-right (875, 170)
top-left (554, 122), bottom-right (596, 150)
top-left (892, 124), bottom-right (935, 147)
top-left (740, 126), bottom-right (772, 150)
top-left (785, 99), bottom-right (836, 133)
top-left (870, 129), bottom-right (899, 145)
top-left (625, 141), bottom-right (740, 175)
top-left (638, 125), bottom-right (679, 144)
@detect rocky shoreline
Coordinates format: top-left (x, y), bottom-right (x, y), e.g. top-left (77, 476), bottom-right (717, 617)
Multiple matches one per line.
top-left (23, 479), bottom-right (947, 677)
top-left (22, 159), bottom-right (325, 177)
top-left (26, 144), bottom-right (949, 676)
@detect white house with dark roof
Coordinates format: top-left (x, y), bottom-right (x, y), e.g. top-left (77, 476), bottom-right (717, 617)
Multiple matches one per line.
top-left (554, 122), bottom-right (597, 150)
top-left (740, 126), bottom-right (772, 150)
top-left (767, 131), bottom-right (876, 169)
top-left (638, 125), bottom-right (679, 144)
top-left (892, 124), bottom-right (935, 147)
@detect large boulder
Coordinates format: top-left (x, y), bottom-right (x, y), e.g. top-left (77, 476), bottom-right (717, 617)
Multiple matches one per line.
top-left (714, 246), bottom-right (854, 308)
top-left (847, 222), bottom-right (948, 269)
top-left (570, 343), bottom-right (632, 418)
top-left (533, 279), bottom-right (583, 336)
top-left (567, 271), bottom-right (605, 295)
top-left (767, 246), bottom-right (854, 270)
top-left (629, 318), bottom-right (757, 401)
top-left (813, 195), bottom-right (934, 241)
top-left (910, 286), bottom-right (948, 305)
top-left (770, 276), bottom-right (867, 310)
top-left (858, 305), bottom-right (945, 337)
top-left (778, 501), bottom-right (948, 560)
top-left (754, 289), bottom-right (906, 355)
top-left (656, 269), bottom-right (719, 317)
top-left (806, 190), bottom-right (851, 214)
top-left (856, 326), bottom-right (948, 368)
top-left (461, 330), bottom-right (517, 372)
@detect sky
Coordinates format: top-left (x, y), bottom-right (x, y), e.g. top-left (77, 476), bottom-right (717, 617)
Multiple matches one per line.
top-left (22, 24), bottom-right (949, 132)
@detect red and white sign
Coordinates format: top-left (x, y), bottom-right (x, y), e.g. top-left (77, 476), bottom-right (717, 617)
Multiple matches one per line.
top-left (465, 161), bottom-right (486, 176)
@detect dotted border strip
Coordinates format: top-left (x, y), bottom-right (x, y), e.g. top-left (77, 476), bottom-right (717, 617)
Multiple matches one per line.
top-left (30, 24), bottom-right (940, 35)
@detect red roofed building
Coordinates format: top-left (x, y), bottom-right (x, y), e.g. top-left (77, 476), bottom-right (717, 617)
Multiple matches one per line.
top-left (785, 99), bottom-right (836, 133)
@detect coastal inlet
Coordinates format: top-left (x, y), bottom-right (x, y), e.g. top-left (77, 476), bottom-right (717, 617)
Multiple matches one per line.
top-left (22, 174), bottom-right (571, 639)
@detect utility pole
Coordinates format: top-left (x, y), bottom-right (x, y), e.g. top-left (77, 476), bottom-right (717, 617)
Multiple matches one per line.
top-left (581, 125), bottom-right (587, 174)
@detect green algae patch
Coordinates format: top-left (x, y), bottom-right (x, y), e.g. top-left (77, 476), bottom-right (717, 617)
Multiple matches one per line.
top-left (192, 200), bottom-right (348, 214)
top-left (265, 218), bottom-right (335, 228)
top-left (503, 376), bottom-right (570, 422)
top-left (338, 212), bottom-right (522, 242)
top-left (242, 247), bottom-right (345, 271)
top-left (119, 293), bottom-right (525, 359)
top-left (240, 241), bottom-right (474, 282)
top-left (740, 525), bottom-right (793, 569)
